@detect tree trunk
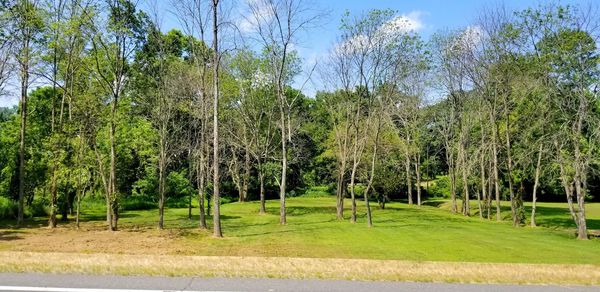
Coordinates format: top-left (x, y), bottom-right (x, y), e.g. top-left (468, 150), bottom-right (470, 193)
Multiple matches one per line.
top-left (49, 166), bottom-right (58, 228)
top-left (279, 105), bottom-right (287, 225)
top-left (448, 153), bottom-right (457, 214)
top-left (492, 123), bottom-right (501, 221)
top-left (414, 153), bottom-right (422, 206)
top-left (76, 186), bottom-right (82, 229)
top-left (158, 149), bottom-right (166, 230)
top-left (197, 161), bottom-right (207, 229)
top-left (349, 161), bottom-right (358, 224)
top-left (362, 117), bottom-right (382, 227)
top-left (530, 144), bottom-right (542, 227)
top-left (478, 148), bottom-right (485, 220)
top-left (108, 88), bottom-right (118, 231)
top-left (574, 106), bottom-right (588, 240)
top-left (460, 141), bottom-right (470, 216)
top-left (504, 107), bottom-right (516, 226)
top-left (242, 136), bottom-right (250, 203)
top-left (259, 168), bottom-right (266, 214)
top-left (17, 51), bottom-right (29, 227)
top-left (405, 152), bottom-right (412, 205)
top-left (211, 0), bottom-right (222, 238)
top-left (335, 162), bottom-right (345, 220)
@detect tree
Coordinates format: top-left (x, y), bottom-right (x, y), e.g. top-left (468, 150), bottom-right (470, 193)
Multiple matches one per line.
top-left (211, 0), bottom-right (222, 237)
top-left (133, 25), bottom-right (190, 229)
top-left (90, 0), bottom-right (146, 231)
top-left (6, 0), bottom-right (45, 226)
top-left (171, 0), bottom-right (213, 230)
top-left (246, 0), bottom-right (322, 225)
top-left (542, 27), bottom-right (599, 239)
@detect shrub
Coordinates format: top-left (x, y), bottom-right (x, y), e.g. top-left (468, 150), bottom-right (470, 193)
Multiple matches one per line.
top-left (26, 195), bottom-right (49, 217)
top-left (165, 196), bottom-right (189, 208)
top-left (0, 196), bottom-right (17, 219)
top-left (428, 175), bottom-right (451, 198)
top-left (122, 195), bottom-right (156, 211)
top-left (303, 185), bottom-right (333, 197)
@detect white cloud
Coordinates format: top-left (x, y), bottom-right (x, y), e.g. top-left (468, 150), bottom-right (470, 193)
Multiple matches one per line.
top-left (380, 11), bottom-right (425, 34)
top-left (333, 10), bottom-right (426, 56)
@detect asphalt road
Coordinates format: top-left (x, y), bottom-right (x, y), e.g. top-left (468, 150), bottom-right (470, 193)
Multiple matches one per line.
top-left (0, 273), bottom-right (597, 292)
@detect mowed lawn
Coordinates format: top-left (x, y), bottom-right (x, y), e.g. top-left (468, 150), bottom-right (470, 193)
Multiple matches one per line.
top-left (1, 197), bottom-right (599, 265)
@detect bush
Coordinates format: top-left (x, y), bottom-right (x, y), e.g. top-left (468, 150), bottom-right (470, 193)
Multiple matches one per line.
top-left (428, 175), bottom-right (451, 198)
top-left (165, 196), bottom-right (189, 208)
top-left (303, 185), bottom-right (333, 197)
top-left (79, 197), bottom-right (106, 212)
top-left (0, 196), bottom-right (17, 219)
top-left (122, 195), bottom-right (156, 211)
top-left (0, 196), bottom-right (49, 219)
top-left (26, 195), bottom-right (49, 217)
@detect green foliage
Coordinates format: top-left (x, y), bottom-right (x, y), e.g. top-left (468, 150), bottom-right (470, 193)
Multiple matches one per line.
top-left (121, 195), bottom-right (156, 211)
top-left (427, 176), bottom-right (451, 198)
top-left (0, 196), bottom-right (17, 219)
top-left (0, 195), bottom-right (47, 219)
top-left (166, 170), bottom-right (194, 199)
top-left (301, 185), bottom-right (333, 197)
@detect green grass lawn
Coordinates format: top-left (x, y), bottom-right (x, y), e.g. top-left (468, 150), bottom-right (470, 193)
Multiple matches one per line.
top-left (2, 196), bottom-right (599, 265)
top-left (102, 197), bottom-right (600, 263)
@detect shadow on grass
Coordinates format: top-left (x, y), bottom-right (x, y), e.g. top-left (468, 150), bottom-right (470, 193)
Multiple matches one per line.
top-left (265, 205), bottom-right (338, 216)
top-left (0, 230), bottom-right (23, 241)
top-left (0, 218), bottom-right (47, 229)
top-left (530, 205), bottom-right (600, 230)
top-left (421, 200), bottom-right (447, 208)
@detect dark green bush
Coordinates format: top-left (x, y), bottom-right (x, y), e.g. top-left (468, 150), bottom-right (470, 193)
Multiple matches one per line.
top-left (428, 175), bottom-right (451, 198)
top-left (0, 196), bottom-right (17, 219)
top-left (303, 185), bottom-right (333, 197)
top-left (122, 195), bottom-right (156, 210)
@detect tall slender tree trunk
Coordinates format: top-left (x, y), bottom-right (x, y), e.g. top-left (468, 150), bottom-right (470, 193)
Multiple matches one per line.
top-left (197, 161), bottom-right (207, 229)
top-left (486, 156), bottom-right (492, 220)
top-left (76, 129), bottom-right (84, 229)
top-left (109, 107), bottom-right (117, 231)
top-left (17, 44), bottom-right (30, 227)
top-left (492, 122), bottom-right (501, 221)
top-left (574, 111), bottom-right (587, 240)
top-left (460, 140), bottom-right (470, 216)
top-left (242, 133), bottom-right (250, 203)
top-left (158, 146), bottom-right (166, 229)
top-left (335, 161), bottom-right (346, 220)
top-left (446, 149), bottom-right (457, 214)
top-left (362, 117), bottom-right (382, 227)
top-left (531, 144), bottom-right (542, 227)
top-left (405, 152), bottom-right (412, 205)
top-left (211, 0), bottom-right (222, 237)
top-left (259, 167), bottom-right (266, 214)
top-left (414, 153), bottom-right (422, 206)
top-left (349, 161), bottom-right (358, 223)
top-left (503, 103), bottom-right (516, 226)
top-left (479, 147), bottom-right (486, 220)
top-left (349, 123), bottom-right (360, 223)
top-left (279, 102), bottom-right (287, 225)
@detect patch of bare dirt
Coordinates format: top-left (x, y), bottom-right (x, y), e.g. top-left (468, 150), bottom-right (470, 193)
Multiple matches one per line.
top-left (0, 223), bottom-right (200, 255)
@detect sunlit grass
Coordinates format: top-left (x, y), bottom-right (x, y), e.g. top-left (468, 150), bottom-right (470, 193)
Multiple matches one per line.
top-left (1, 197), bottom-right (599, 265)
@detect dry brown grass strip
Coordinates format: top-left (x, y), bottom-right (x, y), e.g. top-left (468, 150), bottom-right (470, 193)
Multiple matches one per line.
top-left (0, 251), bottom-right (598, 285)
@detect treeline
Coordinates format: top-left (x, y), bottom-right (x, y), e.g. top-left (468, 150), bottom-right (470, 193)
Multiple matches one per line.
top-left (0, 0), bottom-right (598, 239)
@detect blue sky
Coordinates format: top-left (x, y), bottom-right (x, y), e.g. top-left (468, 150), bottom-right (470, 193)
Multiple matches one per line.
top-left (0, 0), bottom-right (589, 107)
top-left (281, 0), bottom-right (586, 96)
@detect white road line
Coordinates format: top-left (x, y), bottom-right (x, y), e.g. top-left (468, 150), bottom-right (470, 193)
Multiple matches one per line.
top-left (0, 287), bottom-right (238, 292)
